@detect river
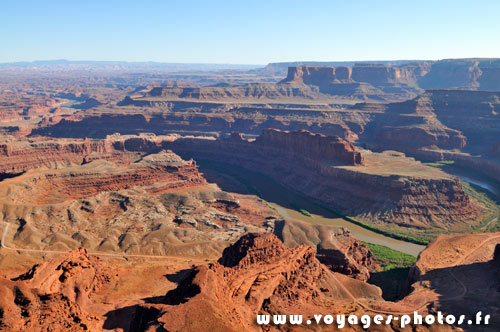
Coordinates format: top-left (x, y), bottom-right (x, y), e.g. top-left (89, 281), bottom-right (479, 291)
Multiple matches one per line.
top-left (198, 160), bottom-right (500, 257)
top-left (441, 165), bottom-right (500, 199)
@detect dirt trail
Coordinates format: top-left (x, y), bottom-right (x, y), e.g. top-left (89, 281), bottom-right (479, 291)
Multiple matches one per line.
top-left (2, 222), bottom-right (499, 315)
top-left (332, 233), bottom-right (500, 315)
top-left (444, 234), bottom-right (500, 300)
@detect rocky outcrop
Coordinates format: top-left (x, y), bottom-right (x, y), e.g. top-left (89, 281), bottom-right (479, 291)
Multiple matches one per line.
top-left (0, 138), bottom-right (115, 173)
top-left (15, 248), bottom-right (109, 307)
top-left (283, 63), bottom-right (430, 87)
top-left (281, 64), bottom-right (428, 101)
top-left (5, 150), bottom-right (206, 205)
top-left (275, 219), bottom-right (378, 281)
top-left (255, 128), bottom-right (365, 165)
top-left (0, 248), bottom-right (109, 331)
top-left (417, 58), bottom-right (500, 90)
top-left (130, 233), bottom-right (382, 332)
top-left (0, 134), bottom-right (175, 174)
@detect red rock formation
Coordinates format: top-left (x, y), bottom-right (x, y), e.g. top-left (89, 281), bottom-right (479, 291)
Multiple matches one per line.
top-left (281, 64), bottom-right (428, 101)
top-left (166, 134), bottom-right (480, 230)
top-left (276, 219), bottom-right (378, 281)
top-left (0, 134), bottom-right (175, 174)
top-left (141, 82), bottom-right (324, 101)
top-left (131, 233), bottom-right (382, 332)
top-left (6, 150), bottom-right (206, 204)
top-left (282, 60), bottom-right (500, 101)
top-left (373, 89), bottom-right (500, 154)
top-left (255, 128), bottom-right (365, 166)
top-left (0, 138), bottom-right (116, 173)
top-left (283, 64), bottom-right (429, 86)
top-left (16, 248), bottom-right (109, 307)
top-left (35, 100), bottom-right (364, 142)
top-left (0, 248), bottom-right (109, 331)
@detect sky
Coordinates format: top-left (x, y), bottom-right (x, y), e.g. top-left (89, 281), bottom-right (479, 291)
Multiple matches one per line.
top-left (1, 0), bottom-right (500, 65)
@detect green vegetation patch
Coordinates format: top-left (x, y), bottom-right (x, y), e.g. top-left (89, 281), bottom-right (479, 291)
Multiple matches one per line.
top-left (362, 241), bottom-right (417, 270)
top-left (290, 203), bottom-right (312, 217)
top-left (425, 160), bottom-right (455, 167)
top-left (363, 241), bottom-right (417, 301)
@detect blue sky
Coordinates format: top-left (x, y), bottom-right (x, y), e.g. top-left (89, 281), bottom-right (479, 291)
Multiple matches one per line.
top-left (1, 0), bottom-right (499, 64)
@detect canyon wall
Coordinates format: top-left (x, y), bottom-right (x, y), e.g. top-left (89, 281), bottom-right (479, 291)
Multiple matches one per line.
top-left (364, 89), bottom-right (500, 184)
top-left (281, 64), bottom-right (423, 101)
top-left (164, 130), bottom-right (480, 230)
top-left (283, 59), bottom-right (500, 90)
top-left (0, 135), bottom-right (175, 174)
top-left (137, 82), bottom-right (323, 101)
top-left (283, 63), bottom-right (430, 87)
top-left (33, 102), bottom-right (366, 141)
top-left (255, 128), bottom-right (365, 165)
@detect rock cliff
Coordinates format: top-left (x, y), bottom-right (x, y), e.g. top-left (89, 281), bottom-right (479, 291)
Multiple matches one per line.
top-left (281, 59), bottom-right (500, 101)
top-left (256, 128), bottom-right (365, 165)
top-left (378, 90), bottom-right (500, 154)
top-left (130, 233), bottom-right (382, 332)
top-left (0, 134), bottom-right (174, 174)
top-left (165, 130), bottom-right (481, 230)
top-left (134, 82), bottom-right (324, 101)
top-left (33, 102), bottom-right (364, 142)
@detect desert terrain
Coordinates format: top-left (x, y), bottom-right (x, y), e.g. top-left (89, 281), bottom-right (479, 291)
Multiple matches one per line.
top-left (1, 59), bottom-right (500, 331)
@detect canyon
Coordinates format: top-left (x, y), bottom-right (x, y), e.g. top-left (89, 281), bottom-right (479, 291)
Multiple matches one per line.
top-left (1, 59), bottom-right (500, 331)
top-left (164, 130), bottom-right (483, 235)
top-left (0, 133), bottom-right (378, 283)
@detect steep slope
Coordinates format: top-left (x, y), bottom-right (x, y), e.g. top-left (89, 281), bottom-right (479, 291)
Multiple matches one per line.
top-left (130, 233), bottom-right (382, 332)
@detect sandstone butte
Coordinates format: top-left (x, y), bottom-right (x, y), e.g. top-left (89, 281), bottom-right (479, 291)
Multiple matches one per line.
top-left (1, 232), bottom-right (499, 331)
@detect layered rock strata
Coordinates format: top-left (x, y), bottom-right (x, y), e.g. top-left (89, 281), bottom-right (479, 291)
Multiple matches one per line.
top-left (165, 129), bottom-right (481, 229)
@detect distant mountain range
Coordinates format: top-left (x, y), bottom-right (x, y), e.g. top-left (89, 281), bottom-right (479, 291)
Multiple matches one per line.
top-left (0, 60), bottom-right (262, 72)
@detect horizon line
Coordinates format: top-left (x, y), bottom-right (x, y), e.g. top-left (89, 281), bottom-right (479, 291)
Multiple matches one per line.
top-left (2, 57), bottom-right (500, 67)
